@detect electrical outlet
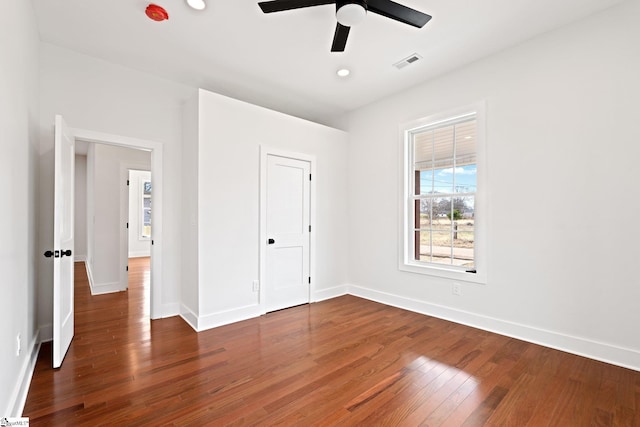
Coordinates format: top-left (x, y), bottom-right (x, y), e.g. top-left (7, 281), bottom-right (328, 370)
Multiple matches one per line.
top-left (452, 282), bottom-right (462, 296)
top-left (16, 333), bottom-right (21, 357)
top-left (252, 280), bottom-right (260, 292)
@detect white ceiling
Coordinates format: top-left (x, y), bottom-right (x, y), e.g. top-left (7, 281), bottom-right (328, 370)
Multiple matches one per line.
top-left (32, 0), bottom-right (624, 125)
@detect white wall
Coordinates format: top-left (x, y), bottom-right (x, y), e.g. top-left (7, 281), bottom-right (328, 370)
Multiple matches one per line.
top-left (128, 170), bottom-right (152, 258)
top-left (38, 43), bottom-right (194, 333)
top-left (74, 155), bottom-right (87, 260)
top-left (181, 95), bottom-right (199, 316)
top-left (346, 0), bottom-right (640, 370)
top-left (186, 89), bottom-right (349, 329)
top-left (0, 0), bottom-right (40, 416)
top-left (86, 144), bottom-right (150, 293)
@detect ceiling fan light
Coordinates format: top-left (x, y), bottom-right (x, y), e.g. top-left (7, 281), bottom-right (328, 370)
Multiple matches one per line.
top-left (336, 3), bottom-right (366, 27)
top-left (186, 0), bottom-right (206, 10)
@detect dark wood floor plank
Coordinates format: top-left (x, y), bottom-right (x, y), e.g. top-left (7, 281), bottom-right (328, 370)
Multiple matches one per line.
top-left (22, 258), bottom-right (640, 425)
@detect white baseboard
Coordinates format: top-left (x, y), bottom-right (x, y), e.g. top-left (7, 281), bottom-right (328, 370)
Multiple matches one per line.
top-left (85, 261), bottom-right (95, 293)
top-left (128, 251), bottom-right (150, 258)
top-left (9, 330), bottom-right (41, 416)
top-left (192, 304), bottom-right (263, 332)
top-left (90, 281), bottom-right (125, 295)
top-left (180, 304), bottom-right (199, 331)
top-left (74, 254), bottom-right (87, 262)
top-left (312, 285), bottom-right (348, 302)
top-left (348, 285), bottom-right (640, 372)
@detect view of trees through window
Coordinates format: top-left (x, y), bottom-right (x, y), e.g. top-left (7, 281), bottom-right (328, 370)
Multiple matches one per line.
top-left (411, 116), bottom-right (476, 269)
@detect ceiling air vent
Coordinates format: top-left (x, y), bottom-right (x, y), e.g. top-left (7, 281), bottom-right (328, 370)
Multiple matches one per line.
top-left (393, 53), bottom-right (423, 70)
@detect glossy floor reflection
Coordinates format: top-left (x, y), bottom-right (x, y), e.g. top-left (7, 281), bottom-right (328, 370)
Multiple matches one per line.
top-left (23, 265), bottom-right (640, 425)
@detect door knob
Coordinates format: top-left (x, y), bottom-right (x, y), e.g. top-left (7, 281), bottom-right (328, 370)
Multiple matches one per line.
top-left (44, 249), bottom-right (72, 258)
top-left (268, 238), bottom-right (275, 244)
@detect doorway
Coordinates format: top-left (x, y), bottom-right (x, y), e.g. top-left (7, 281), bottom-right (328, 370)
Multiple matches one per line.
top-left (71, 126), bottom-right (164, 319)
top-left (260, 149), bottom-right (315, 313)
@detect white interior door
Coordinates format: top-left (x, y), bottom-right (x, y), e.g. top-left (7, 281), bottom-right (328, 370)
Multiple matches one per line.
top-left (265, 155), bottom-right (311, 312)
top-left (53, 115), bottom-right (75, 368)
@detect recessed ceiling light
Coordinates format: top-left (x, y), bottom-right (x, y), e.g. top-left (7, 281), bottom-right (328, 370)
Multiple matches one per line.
top-left (337, 68), bottom-right (350, 77)
top-left (186, 0), bottom-right (206, 10)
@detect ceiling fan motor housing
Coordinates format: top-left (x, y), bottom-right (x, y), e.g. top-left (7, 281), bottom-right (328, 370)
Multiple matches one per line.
top-left (336, 0), bottom-right (367, 27)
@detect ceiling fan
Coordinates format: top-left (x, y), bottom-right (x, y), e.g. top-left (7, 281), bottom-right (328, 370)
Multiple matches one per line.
top-left (258, 0), bottom-right (432, 52)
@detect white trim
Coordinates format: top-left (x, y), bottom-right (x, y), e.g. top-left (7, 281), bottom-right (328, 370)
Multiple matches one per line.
top-left (180, 304), bottom-right (199, 331)
top-left (72, 127), bottom-right (164, 319)
top-left (128, 251), bottom-right (151, 258)
top-left (90, 281), bottom-right (125, 295)
top-left (193, 304), bottom-right (263, 332)
top-left (8, 331), bottom-right (41, 417)
top-left (348, 286), bottom-right (640, 372)
top-left (312, 285), bottom-right (349, 302)
top-left (84, 260), bottom-right (95, 294)
top-left (259, 146), bottom-right (317, 315)
top-left (398, 101), bottom-right (488, 284)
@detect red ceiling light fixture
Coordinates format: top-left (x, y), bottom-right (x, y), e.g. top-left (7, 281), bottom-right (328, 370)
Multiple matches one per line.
top-left (145, 4), bottom-right (169, 21)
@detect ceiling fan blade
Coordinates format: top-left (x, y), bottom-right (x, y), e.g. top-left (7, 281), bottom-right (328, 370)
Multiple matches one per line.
top-left (331, 23), bottom-right (350, 52)
top-left (366, 0), bottom-right (432, 28)
top-left (258, 0), bottom-right (335, 13)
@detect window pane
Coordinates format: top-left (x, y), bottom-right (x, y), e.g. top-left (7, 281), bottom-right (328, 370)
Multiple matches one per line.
top-left (418, 198), bottom-right (434, 227)
top-left (143, 197), bottom-right (151, 209)
top-left (417, 169), bottom-right (434, 195)
top-left (433, 167), bottom-right (454, 193)
top-left (407, 113), bottom-right (478, 272)
top-left (454, 164), bottom-right (477, 193)
top-left (143, 209), bottom-right (151, 226)
top-left (429, 232), bottom-right (452, 265)
top-left (433, 197), bottom-right (452, 223)
top-left (453, 230), bottom-right (474, 269)
top-left (416, 230), bottom-right (432, 262)
top-left (432, 125), bottom-right (455, 170)
top-left (455, 119), bottom-right (476, 166)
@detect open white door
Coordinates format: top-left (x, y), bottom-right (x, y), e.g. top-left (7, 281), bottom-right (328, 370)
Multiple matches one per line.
top-left (265, 155), bottom-right (311, 312)
top-left (52, 115), bottom-right (75, 368)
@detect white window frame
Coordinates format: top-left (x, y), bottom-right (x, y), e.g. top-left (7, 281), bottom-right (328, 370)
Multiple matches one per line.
top-left (140, 179), bottom-right (151, 240)
top-left (399, 102), bottom-right (487, 284)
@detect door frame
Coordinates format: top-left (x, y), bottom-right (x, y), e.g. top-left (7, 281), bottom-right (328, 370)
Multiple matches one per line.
top-left (259, 146), bottom-right (316, 313)
top-left (73, 127), bottom-right (164, 320)
top-left (121, 165), bottom-right (152, 290)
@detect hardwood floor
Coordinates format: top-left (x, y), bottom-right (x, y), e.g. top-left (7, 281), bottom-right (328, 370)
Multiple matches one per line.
top-left (24, 261), bottom-right (640, 426)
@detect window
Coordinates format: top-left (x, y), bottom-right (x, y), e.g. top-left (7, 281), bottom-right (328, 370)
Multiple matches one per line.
top-left (400, 104), bottom-right (486, 283)
top-left (141, 180), bottom-right (151, 239)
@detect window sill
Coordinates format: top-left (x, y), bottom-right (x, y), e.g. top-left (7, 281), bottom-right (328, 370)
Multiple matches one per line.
top-left (399, 262), bottom-right (486, 284)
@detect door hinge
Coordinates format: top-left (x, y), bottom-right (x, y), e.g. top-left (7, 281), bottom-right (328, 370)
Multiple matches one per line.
top-left (126, 222), bottom-right (129, 229)
top-left (309, 173), bottom-right (312, 181)
top-left (126, 265), bottom-right (129, 272)
top-left (127, 179), bottom-right (130, 186)
top-left (308, 277), bottom-right (311, 284)
top-left (152, 240), bottom-right (154, 245)
top-left (309, 225), bottom-right (311, 232)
